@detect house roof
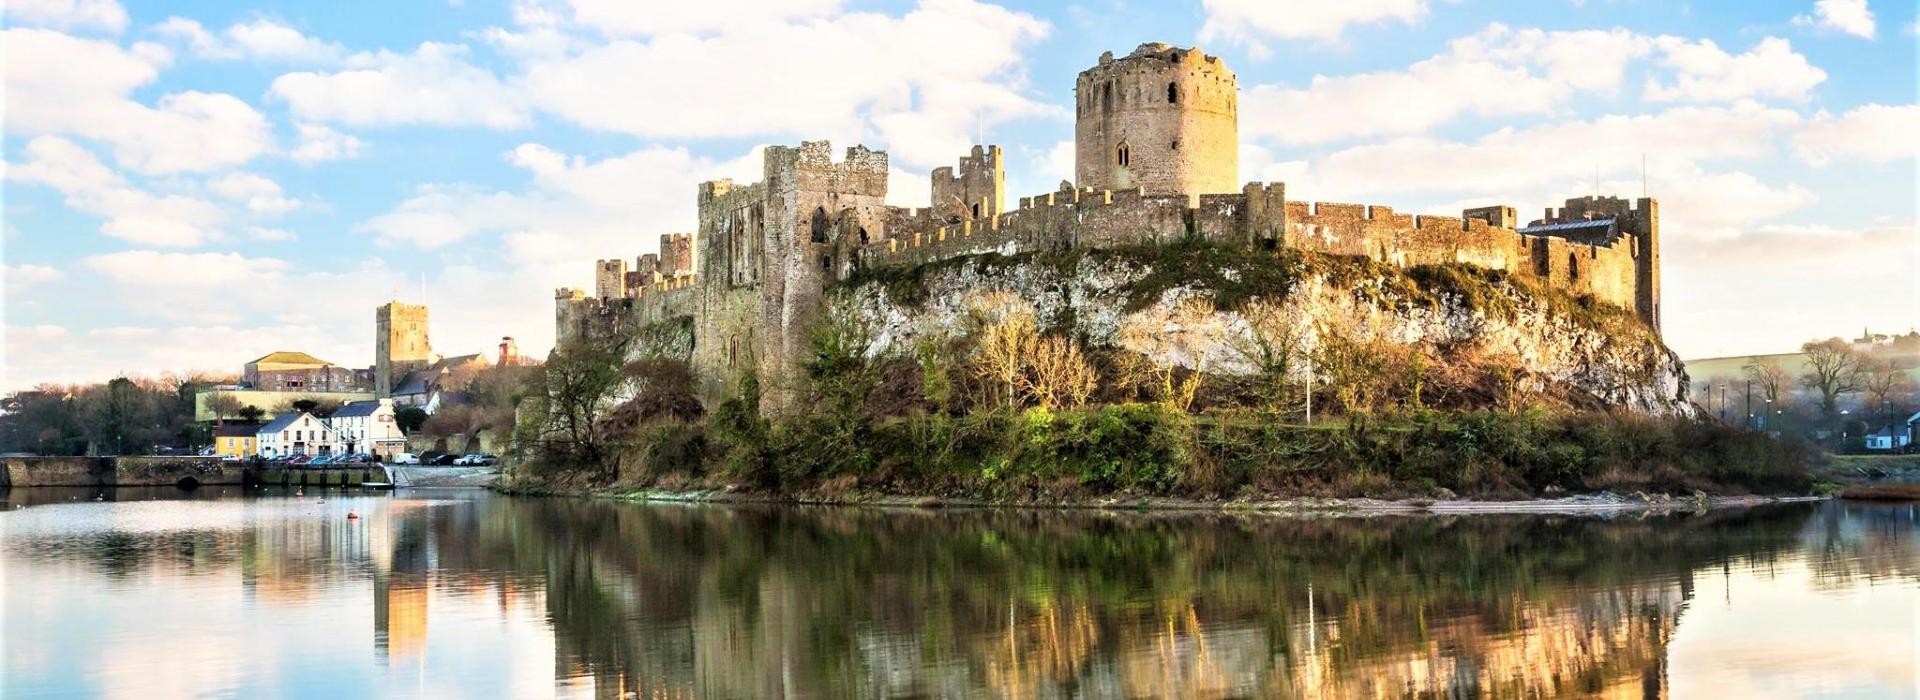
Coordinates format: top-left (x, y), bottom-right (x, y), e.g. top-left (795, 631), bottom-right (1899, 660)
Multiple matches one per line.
top-left (258, 412), bottom-right (307, 434)
top-left (249, 351), bottom-right (332, 366)
top-left (330, 400), bottom-right (387, 418)
top-left (214, 423), bottom-right (260, 437)
top-left (1516, 218), bottom-right (1616, 235)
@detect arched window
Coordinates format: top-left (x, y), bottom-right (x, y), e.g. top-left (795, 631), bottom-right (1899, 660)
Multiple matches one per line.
top-left (970, 203), bottom-right (980, 218)
top-left (1568, 252), bottom-right (1579, 281)
top-left (809, 206), bottom-right (829, 244)
top-left (1167, 81), bottom-right (1178, 104)
top-left (857, 227), bottom-right (870, 245)
top-left (1115, 141), bottom-right (1130, 167)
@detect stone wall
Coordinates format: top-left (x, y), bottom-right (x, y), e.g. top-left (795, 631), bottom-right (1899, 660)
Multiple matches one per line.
top-left (1, 456), bottom-right (247, 487)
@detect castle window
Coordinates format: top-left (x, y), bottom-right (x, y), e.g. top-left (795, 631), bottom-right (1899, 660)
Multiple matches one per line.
top-left (810, 206), bottom-right (830, 244)
top-left (971, 203), bottom-right (981, 218)
top-left (820, 255), bottom-right (833, 273)
top-left (1170, 138), bottom-right (1180, 152)
top-left (1167, 82), bottom-right (1178, 104)
top-left (1102, 82), bottom-right (1112, 111)
top-left (1568, 253), bottom-right (1579, 281)
top-left (858, 227), bottom-right (869, 245)
top-left (1115, 141), bottom-right (1130, 167)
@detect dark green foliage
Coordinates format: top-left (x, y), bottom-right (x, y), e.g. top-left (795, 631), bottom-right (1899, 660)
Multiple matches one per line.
top-left (395, 407), bottom-right (429, 434)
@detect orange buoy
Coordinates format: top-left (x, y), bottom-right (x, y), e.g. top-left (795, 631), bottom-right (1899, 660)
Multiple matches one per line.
top-left (347, 511), bottom-right (360, 520)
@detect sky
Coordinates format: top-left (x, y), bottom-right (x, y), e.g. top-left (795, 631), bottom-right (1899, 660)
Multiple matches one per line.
top-left (2, 0), bottom-right (1916, 391)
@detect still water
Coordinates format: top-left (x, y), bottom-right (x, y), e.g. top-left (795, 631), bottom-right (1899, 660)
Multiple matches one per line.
top-left (2, 487), bottom-right (1915, 699)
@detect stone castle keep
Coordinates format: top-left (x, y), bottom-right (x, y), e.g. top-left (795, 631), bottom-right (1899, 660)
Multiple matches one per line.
top-left (556, 43), bottom-right (1662, 406)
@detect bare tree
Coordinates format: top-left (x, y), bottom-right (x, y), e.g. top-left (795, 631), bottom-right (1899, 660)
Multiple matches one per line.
top-left (970, 301), bottom-right (1038, 410)
top-left (1741, 356), bottom-right (1790, 406)
top-left (1799, 338), bottom-right (1862, 420)
top-left (1025, 335), bottom-right (1097, 410)
top-left (1859, 356), bottom-right (1916, 426)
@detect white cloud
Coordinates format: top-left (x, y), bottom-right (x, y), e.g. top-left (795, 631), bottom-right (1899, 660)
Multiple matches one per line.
top-left (4, 264), bottom-right (66, 293)
top-left (2, 0), bottom-right (128, 33)
top-left (1285, 101), bottom-right (1803, 200)
top-left (541, 0), bottom-right (845, 36)
top-left (247, 227), bottom-right (297, 242)
top-left (1199, 0), bottom-right (1428, 50)
top-left (152, 17), bottom-right (345, 62)
top-left (3, 28), bottom-right (272, 174)
top-left (517, 0), bottom-right (1054, 167)
top-left (1793, 103), bottom-right (1920, 165)
top-left (270, 42), bottom-right (532, 128)
top-left (1243, 24), bottom-right (1652, 145)
top-left (7, 136), bottom-right (228, 247)
top-left (288, 123), bottom-right (365, 163)
top-left (1644, 37), bottom-right (1826, 103)
top-left (1664, 220), bottom-right (1914, 358)
top-left (208, 172), bottom-right (301, 214)
top-left (1794, 0), bottom-right (1875, 39)
top-left (84, 250), bottom-right (291, 288)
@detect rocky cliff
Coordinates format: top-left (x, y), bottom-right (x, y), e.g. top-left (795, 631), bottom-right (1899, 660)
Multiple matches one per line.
top-left (838, 244), bottom-right (1691, 415)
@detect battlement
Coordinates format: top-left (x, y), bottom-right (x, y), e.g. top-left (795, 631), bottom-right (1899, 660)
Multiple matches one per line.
top-left (776, 140), bottom-right (889, 175)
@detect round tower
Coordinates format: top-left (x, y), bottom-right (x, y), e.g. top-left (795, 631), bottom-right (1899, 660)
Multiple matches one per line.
top-left (1075, 43), bottom-right (1238, 201)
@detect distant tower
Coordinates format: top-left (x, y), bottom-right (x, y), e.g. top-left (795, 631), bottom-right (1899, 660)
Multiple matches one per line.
top-left (931, 145), bottom-right (1005, 220)
top-left (498, 336), bottom-right (519, 366)
top-left (375, 302), bottom-right (433, 398)
top-left (595, 259), bottom-right (628, 299)
top-left (1075, 43), bottom-right (1238, 202)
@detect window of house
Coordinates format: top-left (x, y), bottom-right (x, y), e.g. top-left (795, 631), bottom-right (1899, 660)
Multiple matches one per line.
top-left (1116, 141), bottom-right (1130, 167)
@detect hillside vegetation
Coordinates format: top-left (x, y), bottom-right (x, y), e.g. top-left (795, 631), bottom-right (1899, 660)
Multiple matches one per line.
top-left (510, 242), bottom-right (1809, 500)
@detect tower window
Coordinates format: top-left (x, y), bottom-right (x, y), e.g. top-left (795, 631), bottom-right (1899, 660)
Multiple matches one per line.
top-left (970, 203), bottom-right (980, 218)
top-left (1170, 139), bottom-right (1180, 152)
top-left (1102, 82), bottom-right (1112, 111)
top-left (810, 206), bottom-right (829, 244)
top-left (1568, 253), bottom-right (1579, 281)
top-left (1115, 141), bottom-right (1130, 167)
top-left (1167, 82), bottom-right (1178, 104)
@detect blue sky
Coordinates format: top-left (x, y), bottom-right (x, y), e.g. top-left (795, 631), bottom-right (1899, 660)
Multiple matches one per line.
top-left (3, 0), bottom-right (1916, 390)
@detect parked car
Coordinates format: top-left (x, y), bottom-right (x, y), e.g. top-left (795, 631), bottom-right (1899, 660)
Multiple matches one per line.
top-left (473, 454), bottom-right (498, 466)
top-left (428, 453), bottom-right (458, 466)
top-left (310, 454), bottom-right (335, 465)
top-left (289, 454), bottom-right (312, 465)
top-left (393, 453), bottom-right (420, 465)
top-left (220, 454), bottom-right (243, 462)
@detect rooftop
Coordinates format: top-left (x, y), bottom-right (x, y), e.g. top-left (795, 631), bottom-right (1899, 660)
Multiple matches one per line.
top-left (330, 400), bottom-right (388, 418)
top-left (1516, 218), bottom-right (1616, 235)
top-left (248, 351), bottom-right (333, 367)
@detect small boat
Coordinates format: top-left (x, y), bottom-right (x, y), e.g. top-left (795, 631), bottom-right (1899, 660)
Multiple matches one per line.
top-left (346, 511), bottom-right (360, 520)
top-left (360, 481), bottom-right (395, 489)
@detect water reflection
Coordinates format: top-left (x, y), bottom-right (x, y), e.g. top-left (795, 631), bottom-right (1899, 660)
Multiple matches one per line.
top-left (2, 489), bottom-right (1914, 698)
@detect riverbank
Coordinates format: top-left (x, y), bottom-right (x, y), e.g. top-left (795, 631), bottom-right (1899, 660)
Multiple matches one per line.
top-left (493, 476), bottom-right (1826, 516)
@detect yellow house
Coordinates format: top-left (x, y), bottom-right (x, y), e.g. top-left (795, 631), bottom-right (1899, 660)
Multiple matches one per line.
top-left (214, 424), bottom-right (259, 458)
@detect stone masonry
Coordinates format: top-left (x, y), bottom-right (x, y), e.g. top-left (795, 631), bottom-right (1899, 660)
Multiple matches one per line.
top-left (555, 43), bottom-right (1663, 412)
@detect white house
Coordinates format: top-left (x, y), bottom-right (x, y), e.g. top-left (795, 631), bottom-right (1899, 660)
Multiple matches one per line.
top-left (256, 411), bottom-right (336, 457)
top-left (326, 399), bottom-right (408, 460)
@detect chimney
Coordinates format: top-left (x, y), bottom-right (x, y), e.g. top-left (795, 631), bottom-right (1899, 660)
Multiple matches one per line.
top-left (498, 336), bottom-right (518, 366)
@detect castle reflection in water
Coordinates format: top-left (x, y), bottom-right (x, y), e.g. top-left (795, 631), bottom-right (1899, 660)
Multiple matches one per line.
top-left (4, 489), bottom-right (1913, 698)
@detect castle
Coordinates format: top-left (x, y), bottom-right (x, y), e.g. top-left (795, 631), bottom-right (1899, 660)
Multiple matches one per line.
top-left (556, 43), bottom-right (1661, 408)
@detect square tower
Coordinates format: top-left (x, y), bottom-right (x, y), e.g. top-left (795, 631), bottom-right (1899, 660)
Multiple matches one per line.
top-left (1075, 43), bottom-right (1238, 202)
top-left (375, 302), bottom-right (432, 398)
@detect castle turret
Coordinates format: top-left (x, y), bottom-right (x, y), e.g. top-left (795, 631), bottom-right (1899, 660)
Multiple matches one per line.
top-left (931, 145), bottom-right (1005, 221)
top-left (375, 301), bottom-right (432, 398)
top-left (1075, 43), bottom-right (1238, 203)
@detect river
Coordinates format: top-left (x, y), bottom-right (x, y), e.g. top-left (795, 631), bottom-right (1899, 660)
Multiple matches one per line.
top-left (2, 487), bottom-right (1914, 698)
